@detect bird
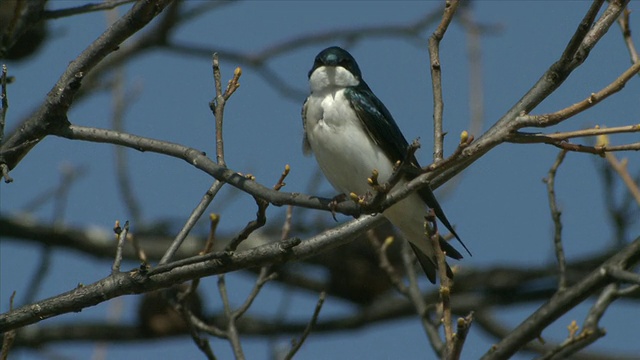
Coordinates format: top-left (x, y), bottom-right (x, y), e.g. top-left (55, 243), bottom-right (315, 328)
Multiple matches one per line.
top-left (302, 46), bottom-right (469, 283)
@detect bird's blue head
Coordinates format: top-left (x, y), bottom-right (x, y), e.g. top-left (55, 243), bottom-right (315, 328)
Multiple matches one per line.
top-left (308, 46), bottom-right (362, 80)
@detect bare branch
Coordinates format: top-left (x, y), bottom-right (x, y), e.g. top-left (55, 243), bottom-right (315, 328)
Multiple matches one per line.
top-left (603, 150), bottom-right (640, 207)
top-left (159, 180), bottom-right (225, 265)
top-left (429, 0), bottom-right (460, 162)
top-left (480, 237), bottom-right (640, 360)
top-left (543, 150), bottom-right (569, 290)
top-left (43, 0), bottom-right (137, 19)
top-left (617, 7), bottom-right (639, 64)
top-left (402, 241), bottom-right (445, 357)
top-left (217, 275), bottom-right (245, 359)
top-left (0, 64), bottom-right (7, 145)
top-left (0, 0), bottom-right (174, 172)
top-left (0, 291), bottom-right (17, 360)
top-left (514, 61), bottom-right (640, 129)
top-left (111, 220), bottom-right (130, 274)
top-left (284, 291), bottom-right (326, 360)
top-left (450, 312), bottom-right (473, 360)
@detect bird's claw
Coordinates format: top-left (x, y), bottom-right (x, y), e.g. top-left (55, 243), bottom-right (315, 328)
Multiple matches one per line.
top-left (329, 193), bottom-right (348, 221)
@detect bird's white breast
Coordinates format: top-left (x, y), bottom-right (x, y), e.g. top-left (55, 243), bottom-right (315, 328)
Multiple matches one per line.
top-left (304, 89), bottom-right (394, 196)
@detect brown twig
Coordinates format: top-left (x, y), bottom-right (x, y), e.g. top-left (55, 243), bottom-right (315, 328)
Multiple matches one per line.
top-left (159, 180), bottom-right (225, 265)
top-left (371, 236), bottom-right (409, 295)
top-left (603, 152), bottom-right (640, 207)
top-left (422, 133), bottom-right (474, 174)
top-left (215, 268), bottom-right (278, 359)
top-left (539, 283), bottom-right (618, 359)
top-left (217, 274), bottom-right (245, 359)
top-left (209, 54), bottom-right (241, 167)
top-left (111, 220), bottom-right (129, 274)
top-left (43, 0), bottom-right (137, 19)
top-left (128, 233), bottom-right (148, 266)
top-left (544, 150), bottom-right (568, 291)
top-left (284, 291), bottom-right (326, 360)
top-left (449, 312), bottom-right (474, 360)
top-left (0, 0), bottom-right (174, 173)
top-left (202, 213), bottom-right (221, 255)
top-left (280, 205), bottom-right (294, 241)
top-left (617, 7), bottom-right (639, 65)
top-left (274, 164), bottom-right (290, 191)
top-left (514, 61), bottom-right (640, 129)
top-left (170, 212), bottom-right (223, 347)
top-left (428, 210), bottom-right (454, 356)
top-left (363, 140), bottom-right (420, 210)
top-left (0, 64), bottom-right (7, 145)
top-left (235, 268), bottom-right (278, 319)
top-left (226, 165), bottom-right (291, 251)
top-left (429, 0), bottom-right (460, 162)
top-left (401, 241), bottom-right (445, 356)
top-left (0, 64), bottom-right (11, 183)
top-left (0, 291), bottom-right (17, 360)
top-left (514, 124), bottom-right (640, 142)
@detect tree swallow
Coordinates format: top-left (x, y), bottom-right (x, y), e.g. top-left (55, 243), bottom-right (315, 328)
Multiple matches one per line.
top-left (302, 46), bottom-right (468, 283)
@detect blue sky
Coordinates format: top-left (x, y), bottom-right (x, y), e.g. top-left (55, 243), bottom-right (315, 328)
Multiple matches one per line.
top-left (2, 1), bottom-right (640, 359)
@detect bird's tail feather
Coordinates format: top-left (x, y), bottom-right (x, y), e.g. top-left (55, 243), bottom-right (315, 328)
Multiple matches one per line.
top-left (408, 242), bottom-right (455, 284)
top-left (418, 186), bottom-right (472, 257)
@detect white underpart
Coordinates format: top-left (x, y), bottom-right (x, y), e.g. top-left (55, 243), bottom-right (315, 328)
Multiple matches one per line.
top-left (305, 66), bottom-right (435, 260)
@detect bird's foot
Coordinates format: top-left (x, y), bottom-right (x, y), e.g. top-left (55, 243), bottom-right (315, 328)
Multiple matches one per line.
top-left (328, 193), bottom-right (349, 221)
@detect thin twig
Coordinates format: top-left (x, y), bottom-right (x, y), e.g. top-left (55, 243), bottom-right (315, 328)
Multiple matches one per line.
top-left (514, 61), bottom-right (640, 128)
top-left (514, 124), bottom-right (640, 142)
top-left (617, 7), bottom-right (640, 65)
top-left (111, 220), bottom-right (129, 274)
top-left (371, 236), bottom-right (409, 295)
top-left (202, 213), bottom-right (221, 255)
top-left (159, 180), bottom-right (225, 265)
top-left (0, 64), bottom-right (11, 183)
top-left (449, 312), bottom-right (474, 360)
top-left (1, 291), bottom-right (17, 360)
top-left (422, 134), bottom-right (474, 174)
top-left (402, 241), bottom-right (445, 356)
top-left (281, 205), bottom-right (294, 241)
top-left (539, 283), bottom-right (617, 359)
top-left (225, 195), bottom-right (268, 252)
top-left (608, 267), bottom-right (640, 285)
top-left (544, 149), bottom-right (568, 291)
top-left (218, 274), bottom-right (245, 359)
top-left (284, 291), bottom-right (326, 360)
top-left (209, 55), bottom-right (242, 167)
top-left (604, 152), bottom-right (640, 207)
top-left (508, 132), bottom-right (640, 155)
top-left (43, 0), bottom-right (136, 19)
top-left (363, 140), bottom-right (420, 209)
top-left (429, 0), bottom-right (460, 162)
top-left (0, 64), bottom-right (7, 145)
top-left (428, 210), bottom-right (454, 356)
top-left (185, 321), bottom-right (217, 360)
top-left (21, 246), bottom-right (52, 305)
top-left (234, 267), bottom-right (278, 319)
top-left (226, 165), bottom-right (290, 251)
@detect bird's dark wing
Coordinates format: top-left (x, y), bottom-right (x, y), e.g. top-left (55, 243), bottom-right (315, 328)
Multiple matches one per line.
top-left (301, 98), bottom-right (312, 155)
top-left (344, 83), bottom-right (470, 256)
top-left (343, 84), bottom-right (414, 167)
